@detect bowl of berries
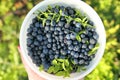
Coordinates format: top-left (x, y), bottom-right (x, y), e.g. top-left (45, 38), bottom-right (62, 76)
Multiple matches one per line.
top-left (20, 0), bottom-right (106, 80)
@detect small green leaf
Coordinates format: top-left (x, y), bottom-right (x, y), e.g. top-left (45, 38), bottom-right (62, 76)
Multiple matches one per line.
top-left (64, 71), bottom-right (70, 77)
top-left (52, 59), bottom-right (57, 65)
top-left (55, 71), bottom-right (65, 76)
top-left (39, 65), bottom-right (44, 71)
top-left (74, 18), bottom-right (82, 22)
top-left (64, 59), bottom-right (69, 67)
top-left (76, 34), bottom-right (81, 41)
top-left (76, 66), bottom-right (81, 72)
top-left (82, 17), bottom-right (87, 23)
top-left (62, 63), bottom-right (66, 71)
top-left (42, 19), bottom-right (46, 27)
top-left (47, 66), bottom-right (54, 73)
top-left (57, 59), bottom-right (64, 62)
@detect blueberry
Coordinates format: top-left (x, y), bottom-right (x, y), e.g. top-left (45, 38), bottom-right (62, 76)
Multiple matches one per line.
top-left (58, 21), bottom-right (64, 27)
top-left (50, 55), bottom-right (54, 60)
top-left (34, 40), bottom-right (39, 46)
top-left (48, 38), bottom-right (52, 43)
top-left (55, 50), bottom-right (59, 54)
top-left (89, 38), bottom-right (96, 44)
top-left (60, 49), bottom-right (66, 55)
top-left (43, 48), bottom-right (48, 54)
top-left (54, 31), bottom-right (59, 35)
top-left (83, 55), bottom-right (88, 60)
top-left (44, 40), bottom-right (48, 45)
top-left (90, 54), bottom-right (95, 59)
top-left (37, 35), bottom-right (43, 41)
top-left (84, 61), bottom-right (89, 66)
top-left (27, 38), bottom-right (33, 45)
top-left (88, 44), bottom-right (94, 50)
top-left (78, 59), bottom-right (84, 65)
top-left (67, 50), bottom-right (71, 54)
top-left (35, 22), bottom-right (39, 27)
top-left (73, 59), bottom-right (78, 64)
top-left (73, 41), bottom-right (78, 45)
top-left (88, 20), bottom-right (94, 26)
top-left (60, 55), bottom-right (65, 59)
top-left (75, 27), bottom-right (80, 32)
top-left (47, 43), bottom-right (51, 48)
top-left (49, 50), bottom-right (53, 55)
top-left (45, 26), bottom-right (50, 31)
top-left (54, 8), bottom-right (59, 13)
top-left (82, 44), bottom-right (87, 48)
top-left (43, 62), bottom-right (50, 71)
top-left (80, 33), bottom-right (86, 38)
top-left (70, 33), bottom-right (76, 39)
top-left (66, 34), bottom-right (70, 39)
top-left (59, 35), bottom-right (63, 40)
top-left (50, 26), bottom-right (55, 31)
top-left (46, 20), bottom-right (51, 25)
top-left (68, 9), bottom-right (74, 15)
top-left (56, 27), bottom-right (61, 31)
top-left (55, 54), bottom-right (59, 58)
top-left (66, 40), bottom-right (72, 45)
top-left (79, 54), bottom-right (84, 58)
top-left (71, 51), bottom-right (75, 56)
top-left (75, 23), bottom-right (81, 28)
top-left (74, 53), bottom-right (79, 58)
top-left (51, 20), bottom-right (56, 26)
top-left (52, 46), bottom-right (57, 51)
top-left (64, 29), bottom-right (69, 34)
top-left (60, 6), bottom-right (65, 11)
top-left (73, 46), bottom-right (79, 51)
top-left (93, 32), bottom-right (99, 40)
top-left (57, 45), bottom-right (61, 49)
top-left (60, 16), bottom-right (65, 21)
top-left (27, 28), bottom-right (32, 33)
top-left (68, 45), bottom-right (73, 50)
top-left (65, 24), bottom-right (70, 28)
top-left (46, 33), bottom-right (51, 38)
top-left (30, 44), bottom-right (35, 48)
top-left (41, 58), bottom-right (46, 62)
top-left (32, 32), bottom-right (37, 36)
top-left (40, 53), bottom-right (45, 58)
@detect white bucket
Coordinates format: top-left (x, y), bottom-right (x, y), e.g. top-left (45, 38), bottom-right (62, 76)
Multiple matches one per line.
top-left (20, 0), bottom-right (106, 80)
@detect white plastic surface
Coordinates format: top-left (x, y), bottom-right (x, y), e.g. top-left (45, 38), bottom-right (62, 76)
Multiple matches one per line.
top-left (20, 0), bottom-right (106, 80)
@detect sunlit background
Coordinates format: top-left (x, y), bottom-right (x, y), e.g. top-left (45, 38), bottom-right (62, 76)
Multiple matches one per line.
top-left (0, 0), bottom-right (120, 80)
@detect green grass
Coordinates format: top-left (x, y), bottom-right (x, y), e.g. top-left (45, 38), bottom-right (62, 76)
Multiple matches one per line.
top-left (0, 0), bottom-right (120, 80)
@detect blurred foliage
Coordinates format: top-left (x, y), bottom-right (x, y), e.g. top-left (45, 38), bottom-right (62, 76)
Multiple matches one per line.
top-left (0, 0), bottom-right (120, 80)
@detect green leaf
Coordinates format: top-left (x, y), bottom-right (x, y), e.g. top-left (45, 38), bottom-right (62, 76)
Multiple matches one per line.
top-left (74, 18), bottom-right (82, 22)
top-left (55, 71), bottom-right (65, 76)
top-left (57, 59), bottom-right (64, 62)
top-left (64, 59), bottom-right (69, 67)
top-left (42, 19), bottom-right (46, 27)
top-left (76, 66), bottom-right (81, 72)
top-left (76, 34), bottom-right (81, 41)
top-left (52, 59), bottom-right (57, 65)
top-left (39, 65), bottom-right (44, 71)
top-left (62, 62), bottom-right (66, 71)
top-left (64, 71), bottom-right (70, 77)
top-left (47, 66), bottom-right (54, 73)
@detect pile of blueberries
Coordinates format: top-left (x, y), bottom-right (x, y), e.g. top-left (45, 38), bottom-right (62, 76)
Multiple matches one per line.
top-left (26, 6), bottom-right (99, 71)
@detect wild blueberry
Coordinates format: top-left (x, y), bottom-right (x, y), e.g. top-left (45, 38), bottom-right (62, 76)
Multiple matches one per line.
top-left (37, 35), bottom-right (43, 41)
top-left (70, 32), bottom-right (76, 39)
top-left (89, 38), bottom-right (96, 44)
top-left (75, 23), bottom-right (81, 28)
top-left (73, 59), bottom-right (78, 64)
top-left (68, 45), bottom-right (73, 50)
top-left (35, 22), bottom-right (39, 27)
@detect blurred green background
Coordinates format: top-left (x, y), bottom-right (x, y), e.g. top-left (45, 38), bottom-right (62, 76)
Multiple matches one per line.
top-left (0, 0), bottom-right (120, 80)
